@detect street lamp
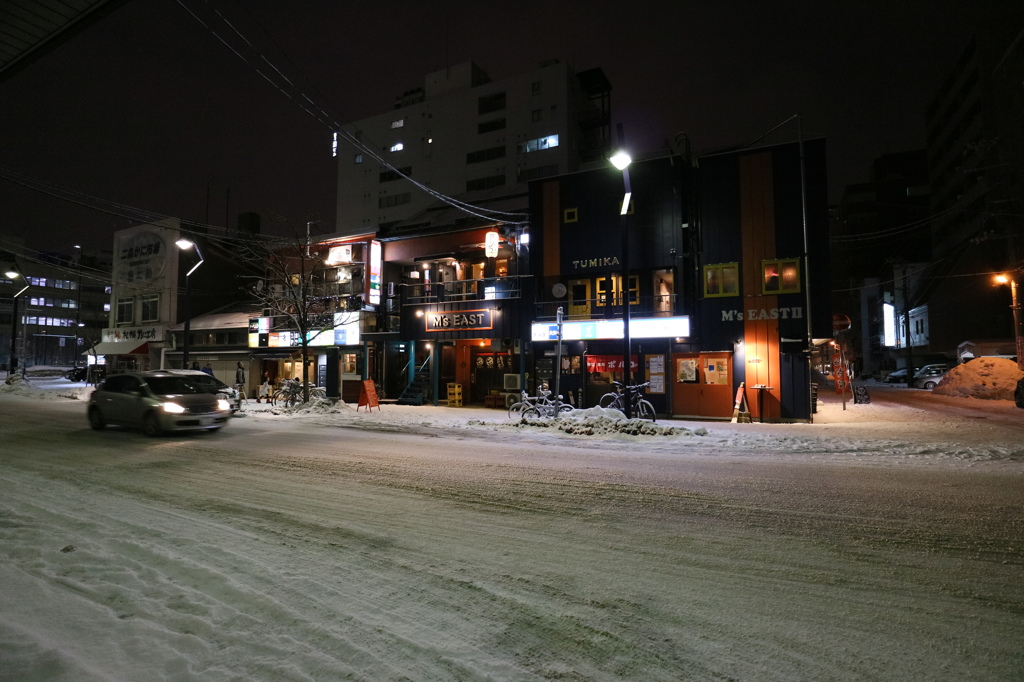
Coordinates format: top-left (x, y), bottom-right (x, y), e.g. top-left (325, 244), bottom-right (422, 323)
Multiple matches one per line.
top-left (73, 245), bottom-right (82, 369)
top-left (610, 124), bottom-right (633, 417)
top-left (5, 266), bottom-right (29, 377)
top-left (176, 238), bottom-right (205, 369)
top-left (994, 273), bottom-right (1022, 371)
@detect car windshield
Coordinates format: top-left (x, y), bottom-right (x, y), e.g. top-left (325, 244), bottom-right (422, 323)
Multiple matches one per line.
top-left (188, 375), bottom-right (227, 389)
top-left (145, 377), bottom-right (208, 395)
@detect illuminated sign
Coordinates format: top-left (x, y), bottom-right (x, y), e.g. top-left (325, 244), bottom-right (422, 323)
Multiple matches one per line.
top-left (531, 316), bottom-right (690, 341)
top-left (883, 303), bottom-right (896, 347)
top-left (426, 309), bottom-right (493, 332)
top-left (326, 245), bottom-right (352, 264)
top-left (369, 240), bottom-right (382, 305)
top-left (485, 231), bottom-right (499, 258)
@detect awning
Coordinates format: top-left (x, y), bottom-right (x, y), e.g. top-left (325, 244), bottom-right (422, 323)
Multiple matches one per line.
top-left (82, 341), bottom-right (150, 356)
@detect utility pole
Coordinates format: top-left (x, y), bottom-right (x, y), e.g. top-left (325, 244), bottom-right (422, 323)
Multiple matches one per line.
top-left (897, 262), bottom-right (915, 385)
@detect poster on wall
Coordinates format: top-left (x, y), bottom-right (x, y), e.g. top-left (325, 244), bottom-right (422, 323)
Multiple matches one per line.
top-left (645, 355), bottom-right (666, 394)
top-left (677, 359), bottom-right (698, 383)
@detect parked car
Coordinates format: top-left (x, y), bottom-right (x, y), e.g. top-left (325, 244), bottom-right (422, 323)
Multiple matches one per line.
top-left (87, 370), bottom-right (231, 436)
top-left (882, 369), bottom-right (908, 383)
top-left (913, 366), bottom-right (949, 390)
top-left (164, 369), bottom-right (241, 412)
top-left (914, 363), bottom-right (950, 379)
top-left (1015, 377), bottom-right (1024, 409)
top-left (65, 365), bottom-right (106, 382)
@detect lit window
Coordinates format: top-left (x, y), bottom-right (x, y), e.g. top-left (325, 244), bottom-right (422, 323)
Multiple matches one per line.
top-left (354, 154), bottom-right (363, 163)
top-left (520, 135), bottom-right (559, 153)
top-left (332, 132), bottom-right (338, 157)
top-left (391, 118), bottom-right (404, 129)
top-left (389, 142), bottom-right (404, 152)
top-left (703, 263), bottom-right (739, 298)
top-left (103, 303), bottom-right (111, 312)
top-left (762, 258), bottom-right (801, 294)
top-left (595, 275), bottom-right (638, 307)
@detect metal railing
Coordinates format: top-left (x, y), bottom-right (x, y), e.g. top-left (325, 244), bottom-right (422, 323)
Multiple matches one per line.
top-left (534, 294), bottom-right (676, 321)
top-left (403, 276), bottom-right (524, 305)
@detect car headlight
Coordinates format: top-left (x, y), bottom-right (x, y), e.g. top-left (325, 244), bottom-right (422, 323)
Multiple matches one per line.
top-left (162, 402), bottom-right (186, 414)
top-left (217, 399), bottom-right (231, 411)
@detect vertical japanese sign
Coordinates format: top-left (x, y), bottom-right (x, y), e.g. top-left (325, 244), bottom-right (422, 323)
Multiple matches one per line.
top-left (369, 240), bottom-right (382, 305)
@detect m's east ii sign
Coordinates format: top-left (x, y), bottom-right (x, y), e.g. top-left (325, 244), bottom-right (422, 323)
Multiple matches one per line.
top-left (425, 309), bottom-right (493, 332)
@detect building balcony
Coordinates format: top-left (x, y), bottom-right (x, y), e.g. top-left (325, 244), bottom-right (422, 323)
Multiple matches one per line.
top-left (401, 276), bottom-right (524, 305)
top-left (534, 294), bottom-right (677, 322)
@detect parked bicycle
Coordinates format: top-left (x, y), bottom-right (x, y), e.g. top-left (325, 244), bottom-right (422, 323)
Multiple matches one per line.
top-left (271, 379), bottom-right (327, 407)
top-left (598, 381), bottom-right (656, 421)
top-left (508, 387), bottom-right (573, 420)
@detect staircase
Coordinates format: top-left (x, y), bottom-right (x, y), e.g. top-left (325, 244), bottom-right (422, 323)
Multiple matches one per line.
top-left (396, 368), bottom-right (431, 405)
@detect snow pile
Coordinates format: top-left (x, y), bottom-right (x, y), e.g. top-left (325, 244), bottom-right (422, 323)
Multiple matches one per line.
top-left (0, 374), bottom-right (89, 401)
top-left (933, 357), bottom-right (1022, 400)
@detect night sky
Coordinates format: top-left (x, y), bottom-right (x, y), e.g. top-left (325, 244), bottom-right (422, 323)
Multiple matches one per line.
top-left (2, 0), bottom-right (1022, 254)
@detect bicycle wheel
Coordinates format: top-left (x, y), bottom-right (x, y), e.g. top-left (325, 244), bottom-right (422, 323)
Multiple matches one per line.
top-left (557, 402), bottom-right (573, 414)
top-left (521, 406), bottom-right (541, 419)
top-left (270, 390), bottom-right (286, 406)
top-left (599, 392), bottom-right (618, 408)
top-left (508, 401), bottom-right (528, 420)
top-left (310, 388), bottom-right (327, 400)
top-left (634, 399), bottom-right (656, 421)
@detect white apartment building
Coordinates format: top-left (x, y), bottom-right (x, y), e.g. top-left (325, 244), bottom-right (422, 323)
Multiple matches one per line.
top-left (334, 60), bottom-right (611, 236)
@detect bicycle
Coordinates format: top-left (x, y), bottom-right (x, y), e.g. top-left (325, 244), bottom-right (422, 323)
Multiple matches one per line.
top-left (508, 388), bottom-right (573, 420)
top-left (598, 381), bottom-right (656, 421)
top-left (271, 381), bottom-right (326, 407)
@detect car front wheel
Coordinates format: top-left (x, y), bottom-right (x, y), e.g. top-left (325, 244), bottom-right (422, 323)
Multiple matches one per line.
top-left (87, 406), bottom-right (105, 430)
top-left (142, 412), bottom-right (162, 437)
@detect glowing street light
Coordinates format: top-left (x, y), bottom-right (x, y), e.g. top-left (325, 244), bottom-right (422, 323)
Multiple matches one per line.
top-left (176, 238), bottom-right (205, 369)
top-left (610, 125), bottom-right (633, 417)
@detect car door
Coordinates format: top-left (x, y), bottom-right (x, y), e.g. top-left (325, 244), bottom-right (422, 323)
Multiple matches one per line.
top-left (117, 375), bottom-right (148, 426)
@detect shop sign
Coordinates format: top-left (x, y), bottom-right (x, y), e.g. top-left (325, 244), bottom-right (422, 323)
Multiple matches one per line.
top-left (115, 230), bottom-right (167, 283)
top-left (425, 309), bottom-right (493, 332)
top-left (102, 326), bottom-right (163, 343)
top-left (532, 316), bottom-right (689, 341)
top-left (570, 256), bottom-right (620, 271)
top-left (585, 355), bottom-right (639, 372)
top-left (369, 240), bottom-right (382, 305)
top-left (721, 307), bottom-right (803, 322)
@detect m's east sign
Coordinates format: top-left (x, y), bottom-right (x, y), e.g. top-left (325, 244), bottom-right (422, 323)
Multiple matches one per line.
top-left (425, 309), bottom-right (493, 332)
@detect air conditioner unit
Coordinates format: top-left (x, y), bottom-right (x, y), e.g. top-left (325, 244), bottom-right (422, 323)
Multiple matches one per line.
top-left (503, 374), bottom-right (521, 390)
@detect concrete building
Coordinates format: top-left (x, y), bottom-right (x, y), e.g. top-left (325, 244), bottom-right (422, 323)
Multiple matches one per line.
top-left (334, 60), bottom-right (611, 237)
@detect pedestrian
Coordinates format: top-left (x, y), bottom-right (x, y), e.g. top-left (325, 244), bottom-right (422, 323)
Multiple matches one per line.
top-left (202, 362), bottom-right (214, 376)
top-left (235, 361), bottom-right (246, 397)
top-left (257, 371), bottom-right (270, 402)
top-left (191, 361), bottom-right (201, 371)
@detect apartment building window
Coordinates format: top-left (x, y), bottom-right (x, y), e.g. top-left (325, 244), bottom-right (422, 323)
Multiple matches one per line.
top-left (520, 135), bottom-right (559, 153)
top-left (354, 154), bottom-right (363, 163)
top-left (762, 258), bottom-right (801, 294)
top-left (116, 297), bottom-right (134, 324)
top-left (703, 263), bottom-right (739, 298)
top-left (466, 174), bottom-right (506, 192)
top-left (563, 208), bottom-right (578, 223)
top-left (531, 109), bottom-right (542, 122)
top-left (466, 145), bottom-right (506, 164)
top-left (141, 294), bottom-right (160, 322)
top-left (478, 92), bottom-right (506, 114)
top-left (379, 167), bottom-right (412, 183)
top-left (378, 193), bottom-right (412, 208)
top-left (389, 142), bottom-right (404, 152)
top-left (531, 80), bottom-right (542, 95)
top-left (390, 118), bottom-right (404, 128)
top-left (478, 118), bottom-right (506, 134)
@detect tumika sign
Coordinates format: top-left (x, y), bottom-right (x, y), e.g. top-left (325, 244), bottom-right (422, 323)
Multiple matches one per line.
top-left (425, 309), bottom-right (493, 332)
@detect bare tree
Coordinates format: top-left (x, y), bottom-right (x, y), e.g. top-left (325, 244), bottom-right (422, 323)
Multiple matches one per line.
top-left (236, 221), bottom-right (359, 404)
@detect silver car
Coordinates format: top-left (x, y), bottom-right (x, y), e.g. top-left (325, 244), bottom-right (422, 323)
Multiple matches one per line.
top-left (164, 369), bottom-right (242, 412)
top-left (87, 371), bottom-right (231, 436)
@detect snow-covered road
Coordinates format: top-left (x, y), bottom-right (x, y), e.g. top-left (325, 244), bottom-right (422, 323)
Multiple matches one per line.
top-left (1, 383), bottom-right (1022, 680)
